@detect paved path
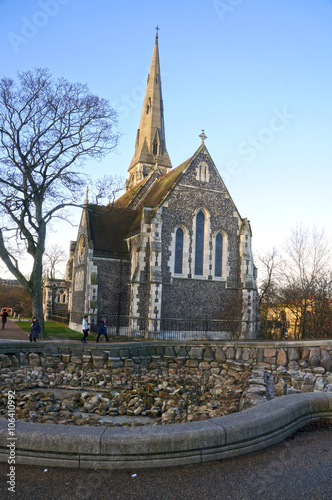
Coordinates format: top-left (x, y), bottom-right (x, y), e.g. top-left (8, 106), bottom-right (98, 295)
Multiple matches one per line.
top-left (0, 319), bottom-right (29, 341)
top-left (0, 425), bottom-right (331, 500)
top-left (0, 320), bottom-right (110, 344)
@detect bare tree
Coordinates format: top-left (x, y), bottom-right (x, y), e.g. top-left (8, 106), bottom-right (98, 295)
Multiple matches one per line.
top-left (0, 68), bottom-right (121, 334)
top-left (43, 244), bottom-right (67, 279)
top-left (91, 175), bottom-right (124, 205)
top-left (281, 225), bottom-right (332, 339)
top-left (257, 248), bottom-right (282, 307)
top-left (256, 249), bottom-right (284, 339)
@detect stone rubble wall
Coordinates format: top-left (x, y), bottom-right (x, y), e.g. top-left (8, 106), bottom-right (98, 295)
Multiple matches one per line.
top-left (1, 342), bottom-right (331, 401)
top-left (1, 341), bottom-right (332, 469)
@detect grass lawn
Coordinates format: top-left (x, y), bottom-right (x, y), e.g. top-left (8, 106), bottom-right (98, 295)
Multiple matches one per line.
top-left (17, 320), bottom-right (96, 342)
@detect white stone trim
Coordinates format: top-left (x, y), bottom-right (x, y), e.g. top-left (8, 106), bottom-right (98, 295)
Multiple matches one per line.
top-left (211, 230), bottom-right (229, 281)
top-left (168, 224), bottom-right (189, 278)
top-left (148, 209), bottom-right (163, 333)
top-left (195, 161), bottom-right (210, 183)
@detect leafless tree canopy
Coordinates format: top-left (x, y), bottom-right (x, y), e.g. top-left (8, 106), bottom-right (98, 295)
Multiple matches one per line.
top-left (0, 68), bottom-right (121, 327)
top-left (258, 225), bottom-right (332, 339)
top-left (43, 244), bottom-right (67, 279)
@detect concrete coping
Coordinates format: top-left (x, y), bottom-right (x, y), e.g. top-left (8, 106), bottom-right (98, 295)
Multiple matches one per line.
top-left (1, 339), bottom-right (332, 353)
top-left (1, 392), bottom-right (331, 469)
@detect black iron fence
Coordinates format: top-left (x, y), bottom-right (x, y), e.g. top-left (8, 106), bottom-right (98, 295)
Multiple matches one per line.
top-left (48, 312), bottom-right (70, 324)
top-left (84, 314), bottom-right (257, 340)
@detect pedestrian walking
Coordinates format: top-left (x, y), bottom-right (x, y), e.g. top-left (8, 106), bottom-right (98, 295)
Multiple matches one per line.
top-left (81, 315), bottom-right (89, 343)
top-left (1, 308), bottom-right (9, 330)
top-left (29, 316), bottom-right (41, 342)
top-left (96, 317), bottom-right (109, 342)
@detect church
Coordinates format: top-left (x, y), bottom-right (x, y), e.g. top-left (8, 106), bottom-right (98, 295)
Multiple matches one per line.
top-left (65, 34), bottom-right (259, 340)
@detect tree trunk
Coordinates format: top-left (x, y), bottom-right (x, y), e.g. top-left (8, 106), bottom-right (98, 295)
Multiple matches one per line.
top-left (29, 218), bottom-right (46, 338)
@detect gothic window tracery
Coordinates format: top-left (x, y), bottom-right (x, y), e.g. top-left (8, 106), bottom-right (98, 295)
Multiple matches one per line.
top-left (195, 211), bottom-right (205, 275)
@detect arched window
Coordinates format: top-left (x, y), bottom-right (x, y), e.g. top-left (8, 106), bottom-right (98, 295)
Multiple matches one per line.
top-left (153, 141), bottom-right (158, 155)
top-left (174, 227), bottom-right (184, 274)
top-left (195, 211), bottom-right (205, 275)
top-left (215, 233), bottom-right (223, 277)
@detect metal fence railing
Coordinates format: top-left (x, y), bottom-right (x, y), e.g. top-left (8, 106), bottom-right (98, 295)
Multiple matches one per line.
top-left (48, 312), bottom-right (70, 324)
top-left (81, 314), bottom-right (258, 341)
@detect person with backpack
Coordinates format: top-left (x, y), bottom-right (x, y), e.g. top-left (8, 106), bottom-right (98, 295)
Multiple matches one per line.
top-left (96, 317), bottom-right (109, 343)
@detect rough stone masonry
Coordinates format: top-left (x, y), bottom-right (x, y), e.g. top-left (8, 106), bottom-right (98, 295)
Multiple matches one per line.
top-left (0, 342), bottom-right (331, 427)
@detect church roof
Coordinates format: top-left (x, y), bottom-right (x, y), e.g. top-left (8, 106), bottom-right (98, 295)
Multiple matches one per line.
top-left (125, 158), bottom-right (191, 237)
top-left (87, 205), bottom-right (138, 259)
top-left (84, 158), bottom-right (190, 257)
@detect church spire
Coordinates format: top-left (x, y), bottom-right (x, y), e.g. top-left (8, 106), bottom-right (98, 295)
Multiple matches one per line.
top-left (127, 32), bottom-right (172, 191)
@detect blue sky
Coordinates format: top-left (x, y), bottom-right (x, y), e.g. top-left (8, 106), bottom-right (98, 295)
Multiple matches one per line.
top-left (0, 0), bottom-right (331, 276)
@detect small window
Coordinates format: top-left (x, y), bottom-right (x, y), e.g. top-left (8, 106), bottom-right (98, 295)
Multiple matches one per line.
top-left (174, 228), bottom-right (184, 274)
top-left (215, 233), bottom-right (223, 277)
top-left (153, 142), bottom-right (158, 155)
top-left (195, 211), bottom-right (205, 275)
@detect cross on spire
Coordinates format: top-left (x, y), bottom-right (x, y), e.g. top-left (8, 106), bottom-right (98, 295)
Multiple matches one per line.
top-left (155, 25), bottom-right (160, 39)
top-left (199, 129), bottom-right (207, 144)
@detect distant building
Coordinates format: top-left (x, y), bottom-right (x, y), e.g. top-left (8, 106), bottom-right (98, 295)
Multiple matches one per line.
top-left (0, 278), bottom-right (21, 287)
top-left (262, 296), bottom-right (332, 339)
top-left (65, 35), bottom-right (259, 339)
top-left (42, 278), bottom-right (70, 322)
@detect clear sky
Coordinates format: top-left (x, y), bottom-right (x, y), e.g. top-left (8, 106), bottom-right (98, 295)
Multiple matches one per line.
top-left (0, 0), bottom-right (331, 277)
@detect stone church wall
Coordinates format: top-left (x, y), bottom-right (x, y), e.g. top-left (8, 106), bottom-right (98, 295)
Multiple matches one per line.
top-left (95, 259), bottom-right (131, 319)
top-left (159, 149), bottom-right (244, 325)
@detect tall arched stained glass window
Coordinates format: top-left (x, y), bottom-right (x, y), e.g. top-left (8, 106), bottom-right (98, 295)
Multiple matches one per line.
top-left (195, 211), bottom-right (205, 275)
top-left (215, 233), bottom-right (223, 277)
top-left (174, 227), bottom-right (184, 274)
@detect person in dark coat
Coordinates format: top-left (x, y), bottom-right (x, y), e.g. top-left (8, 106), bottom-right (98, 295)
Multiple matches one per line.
top-left (96, 317), bottom-right (109, 343)
top-left (30, 317), bottom-right (41, 342)
top-left (1, 308), bottom-right (9, 330)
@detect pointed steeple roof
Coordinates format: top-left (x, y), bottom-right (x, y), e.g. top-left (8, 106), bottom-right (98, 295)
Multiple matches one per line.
top-left (128, 34), bottom-right (172, 186)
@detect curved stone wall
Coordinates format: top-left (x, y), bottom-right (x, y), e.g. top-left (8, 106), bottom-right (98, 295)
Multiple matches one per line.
top-left (0, 392), bottom-right (331, 469)
top-left (0, 340), bottom-right (331, 469)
